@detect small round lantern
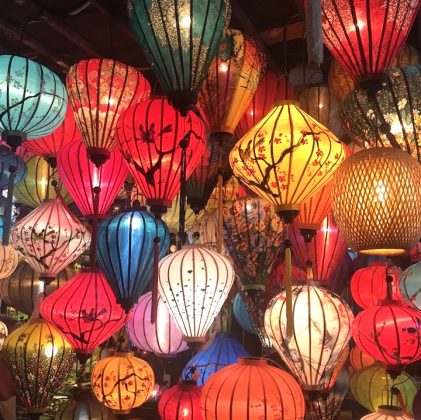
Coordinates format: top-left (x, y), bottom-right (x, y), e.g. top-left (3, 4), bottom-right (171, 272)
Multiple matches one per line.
top-left (233, 293), bottom-right (257, 335)
top-left (400, 261), bottom-right (421, 311)
top-left (361, 406), bottom-right (412, 419)
top-left (0, 243), bottom-right (18, 279)
top-left (349, 346), bottom-right (376, 371)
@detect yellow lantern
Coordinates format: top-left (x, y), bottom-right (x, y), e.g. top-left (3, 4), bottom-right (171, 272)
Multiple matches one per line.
top-left (0, 243), bottom-right (18, 279)
top-left (161, 193), bottom-right (197, 234)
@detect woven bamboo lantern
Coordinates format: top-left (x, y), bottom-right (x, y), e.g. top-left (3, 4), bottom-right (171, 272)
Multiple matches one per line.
top-left (331, 147), bottom-right (421, 255)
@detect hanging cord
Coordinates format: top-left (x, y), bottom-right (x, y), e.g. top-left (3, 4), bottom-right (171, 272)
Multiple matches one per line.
top-left (178, 135), bottom-right (189, 249)
top-left (217, 139), bottom-right (224, 254)
top-left (88, 187), bottom-right (101, 269)
top-left (151, 219), bottom-right (161, 324)
top-left (2, 165), bottom-right (16, 246)
top-left (385, 264), bottom-right (394, 300)
top-left (283, 229), bottom-right (293, 339)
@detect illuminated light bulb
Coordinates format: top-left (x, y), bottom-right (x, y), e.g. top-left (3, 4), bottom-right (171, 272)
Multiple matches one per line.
top-left (219, 62), bottom-right (229, 73)
top-left (180, 15), bottom-right (191, 28)
top-left (182, 408), bottom-right (189, 417)
top-left (44, 342), bottom-right (58, 358)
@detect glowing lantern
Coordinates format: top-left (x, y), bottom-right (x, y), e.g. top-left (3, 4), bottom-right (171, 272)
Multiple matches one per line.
top-left (266, 257), bottom-right (306, 292)
top-left (115, 98), bottom-right (206, 214)
top-left (182, 332), bottom-right (250, 386)
top-left (408, 242), bottom-right (421, 264)
top-left (126, 291), bottom-right (188, 357)
top-left (200, 357), bottom-right (305, 420)
top-left (40, 269), bottom-right (127, 361)
top-left (128, 0), bottom-right (230, 114)
top-left (0, 55), bottom-right (67, 150)
top-left (265, 283), bottom-right (354, 391)
top-left (1, 318), bottom-right (74, 414)
top-left (232, 293), bottom-right (257, 335)
top-left (206, 176), bottom-right (248, 210)
top-left (10, 198), bottom-right (91, 282)
top-left (66, 58), bottom-right (150, 166)
top-left (0, 146), bottom-right (27, 189)
top-left (331, 147), bottom-right (421, 255)
top-left (400, 261), bottom-right (421, 311)
top-left (0, 320), bottom-right (7, 349)
top-left (91, 352), bottom-right (155, 414)
top-left (57, 139), bottom-right (128, 218)
top-left (0, 243), bottom-right (18, 279)
top-left (96, 209), bottom-right (170, 311)
top-left (161, 193), bottom-right (197, 234)
top-left (158, 245), bottom-right (234, 342)
top-left (321, 0), bottom-right (421, 82)
top-left (349, 346), bottom-right (376, 371)
top-left (328, 59), bottom-right (355, 103)
top-left (361, 407), bottom-right (412, 420)
top-left (192, 209), bottom-right (225, 254)
top-left (158, 380), bottom-right (202, 420)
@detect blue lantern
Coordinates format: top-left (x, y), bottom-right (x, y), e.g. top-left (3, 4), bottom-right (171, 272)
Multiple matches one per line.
top-left (182, 332), bottom-right (250, 386)
top-left (0, 146), bottom-right (26, 189)
top-left (0, 55), bottom-right (67, 150)
top-left (233, 293), bottom-right (257, 335)
top-left (96, 209), bottom-right (170, 311)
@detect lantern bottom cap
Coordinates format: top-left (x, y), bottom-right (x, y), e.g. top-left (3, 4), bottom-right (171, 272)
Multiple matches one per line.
top-left (237, 357), bottom-right (268, 366)
top-left (183, 335), bottom-right (205, 343)
top-left (358, 248), bottom-right (406, 256)
top-left (377, 405), bottom-right (404, 415)
top-left (87, 147), bottom-right (110, 168)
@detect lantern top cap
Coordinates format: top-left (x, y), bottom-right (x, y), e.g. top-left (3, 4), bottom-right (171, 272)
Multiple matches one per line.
top-left (273, 100), bottom-right (301, 108)
top-left (237, 357), bottom-right (268, 366)
top-left (114, 351), bottom-right (134, 358)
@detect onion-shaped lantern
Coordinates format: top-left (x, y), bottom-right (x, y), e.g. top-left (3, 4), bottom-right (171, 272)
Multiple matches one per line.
top-left (126, 291), bottom-right (188, 357)
top-left (182, 332), bottom-right (250, 385)
top-left (158, 380), bottom-right (202, 420)
top-left (40, 269), bottom-right (127, 362)
top-left (66, 58), bottom-right (150, 166)
top-left (158, 245), bottom-right (234, 342)
top-left (1, 317), bottom-right (74, 415)
top-left (0, 55), bottom-right (67, 150)
top-left (97, 209), bottom-right (170, 311)
top-left (265, 283), bottom-right (354, 391)
top-left (350, 365), bottom-right (417, 413)
top-left (115, 98), bottom-right (206, 214)
top-left (349, 346), bottom-right (376, 371)
top-left (331, 147), bottom-right (421, 255)
top-left (128, 0), bottom-right (230, 114)
top-left (0, 243), bottom-right (18, 279)
top-left (10, 198), bottom-right (91, 282)
top-left (400, 261), bottom-right (421, 311)
top-left (351, 262), bottom-right (403, 309)
top-left (57, 139), bottom-right (128, 219)
top-left (321, 0), bottom-right (421, 82)
top-left (0, 320), bottom-right (7, 349)
top-left (361, 407), bottom-right (412, 420)
top-left (91, 352), bottom-right (155, 414)
top-left (232, 293), bottom-right (257, 335)
top-left (0, 145), bottom-right (27, 189)
top-left (200, 357), bottom-right (305, 420)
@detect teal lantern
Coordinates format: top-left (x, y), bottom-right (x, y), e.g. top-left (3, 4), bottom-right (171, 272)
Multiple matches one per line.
top-left (233, 292), bottom-right (257, 335)
top-left (0, 55), bottom-right (67, 151)
top-left (127, 0), bottom-right (231, 114)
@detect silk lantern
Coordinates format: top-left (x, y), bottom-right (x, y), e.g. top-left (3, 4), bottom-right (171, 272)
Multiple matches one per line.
top-left (0, 321), bottom-right (7, 349)
top-left (361, 407), bottom-right (412, 420)
top-left (349, 346), bottom-right (376, 371)
top-left (126, 291), bottom-right (188, 357)
top-left (0, 55), bottom-right (67, 150)
top-left (0, 145), bottom-right (27, 189)
top-left (233, 293), bottom-right (257, 335)
top-left (265, 283), bottom-right (354, 391)
top-left (57, 139), bottom-right (128, 218)
top-left (10, 198), bottom-right (91, 282)
top-left (0, 243), bottom-right (18, 279)
top-left (266, 257), bottom-right (307, 293)
top-left (331, 147), bottom-right (421, 255)
top-left (91, 352), bottom-right (155, 414)
top-left (400, 261), bottom-right (421, 311)
top-left (328, 59), bottom-right (355, 103)
top-left (66, 58), bottom-right (150, 166)
top-left (158, 245), bottom-right (234, 342)
top-left (128, 0), bottom-right (230, 114)
top-left (161, 193), bottom-right (196, 234)
top-left (200, 357), bottom-right (305, 420)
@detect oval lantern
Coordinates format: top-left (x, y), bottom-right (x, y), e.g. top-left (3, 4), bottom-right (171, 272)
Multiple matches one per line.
top-left (91, 352), bottom-right (155, 414)
top-left (193, 209), bottom-right (226, 255)
top-left (66, 58), bottom-right (150, 166)
top-left (96, 209), bottom-right (170, 311)
top-left (0, 55), bottom-right (67, 150)
top-left (233, 293), bottom-right (257, 335)
top-left (0, 243), bottom-right (18, 279)
top-left (400, 261), bottom-right (421, 311)
top-left (361, 407), bottom-right (412, 420)
top-left (349, 346), bottom-right (376, 371)
top-left (158, 245), bottom-right (234, 342)
top-left (0, 320), bottom-right (7, 349)
top-left (200, 357), bottom-right (305, 420)
top-left (126, 291), bottom-right (188, 357)
top-left (182, 332), bottom-right (250, 386)
top-left (331, 147), bottom-right (421, 256)
top-left (265, 283), bottom-right (354, 391)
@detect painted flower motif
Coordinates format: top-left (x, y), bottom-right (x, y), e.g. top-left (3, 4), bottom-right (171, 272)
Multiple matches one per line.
top-left (397, 98), bottom-right (408, 110)
top-left (366, 109), bottom-right (375, 119)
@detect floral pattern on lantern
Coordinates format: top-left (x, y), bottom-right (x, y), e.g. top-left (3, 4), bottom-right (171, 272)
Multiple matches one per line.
top-left (400, 261), bottom-right (421, 311)
top-left (0, 243), bottom-right (18, 279)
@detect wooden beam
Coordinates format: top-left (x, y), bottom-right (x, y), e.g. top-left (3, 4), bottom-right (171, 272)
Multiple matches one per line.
top-left (259, 21), bottom-right (305, 45)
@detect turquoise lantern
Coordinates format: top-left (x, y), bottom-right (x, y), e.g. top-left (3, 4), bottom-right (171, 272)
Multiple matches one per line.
top-left (0, 55), bottom-right (67, 151)
top-left (233, 292), bottom-right (257, 335)
top-left (0, 146), bottom-right (26, 189)
top-left (96, 208), bottom-right (170, 311)
top-left (127, 0), bottom-right (231, 114)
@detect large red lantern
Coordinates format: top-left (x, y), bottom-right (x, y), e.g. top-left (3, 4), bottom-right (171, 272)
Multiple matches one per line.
top-left (115, 98), bottom-right (206, 214)
top-left (57, 139), bottom-right (128, 219)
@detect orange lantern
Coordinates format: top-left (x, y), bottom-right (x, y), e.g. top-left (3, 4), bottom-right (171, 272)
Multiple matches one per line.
top-left (349, 346), bottom-right (376, 371)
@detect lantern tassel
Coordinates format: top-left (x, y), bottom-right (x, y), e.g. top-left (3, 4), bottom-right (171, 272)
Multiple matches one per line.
top-left (284, 237), bottom-right (293, 339)
top-left (151, 235), bottom-right (160, 324)
top-left (2, 166), bottom-right (16, 246)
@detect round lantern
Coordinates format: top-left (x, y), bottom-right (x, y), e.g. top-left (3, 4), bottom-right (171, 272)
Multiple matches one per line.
top-left (233, 293), bottom-right (257, 335)
top-left (57, 139), bottom-right (128, 218)
top-left (158, 245), bottom-right (234, 342)
top-left (128, 0), bottom-right (230, 114)
top-left (200, 357), bottom-right (305, 420)
top-left (96, 209), bottom-right (170, 311)
top-left (361, 407), bottom-right (412, 420)
top-left (10, 198), bottom-right (91, 282)
top-left (0, 146), bottom-right (27, 189)
top-left (182, 333), bottom-right (250, 386)
top-left (0, 320), bottom-right (7, 349)
top-left (1, 318), bottom-right (74, 414)
top-left (353, 299), bottom-right (421, 366)
top-left (0, 55), bottom-right (67, 150)
top-left (351, 262), bottom-right (403, 309)
top-left (14, 155), bottom-right (72, 207)
top-left (331, 147), bottom-right (421, 255)
top-left (265, 283), bottom-right (354, 391)
top-left (350, 365), bottom-right (417, 413)
top-left (0, 243), bottom-right (18, 279)
top-left (321, 0), bottom-right (421, 82)
top-left (126, 291), bottom-right (188, 357)
top-left (66, 58), bottom-right (150, 166)
top-left (408, 242), bottom-right (421, 264)
top-left (40, 269), bottom-right (127, 361)
top-left (115, 98), bottom-right (206, 213)
top-left (91, 352), bottom-right (155, 414)
top-left (158, 380), bottom-right (202, 420)
top-left (400, 261), bottom-right (421, 311)
top-left (349, 346), bottom-right (376, 371)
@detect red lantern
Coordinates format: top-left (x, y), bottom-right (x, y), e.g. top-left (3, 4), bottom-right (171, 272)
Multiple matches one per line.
top-left (57, 139), bottom-right (128, 219)
top-left (115, 98), bottom-right (206, 213)
top-left (40, 268), bottom-right (127, 362)
top-left (266, 255), bottom-right (306, 292)
top-left (351, 262), bottom-right (403, 309)
top-left (322, 0), bottom-right (421, 83)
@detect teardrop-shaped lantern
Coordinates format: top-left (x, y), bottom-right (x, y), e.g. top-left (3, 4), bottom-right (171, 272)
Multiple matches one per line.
top-left (66, 58), bottom-right (150, 166)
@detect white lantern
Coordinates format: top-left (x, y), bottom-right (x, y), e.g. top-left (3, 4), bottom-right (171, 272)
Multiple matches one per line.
top-left (264, 283), bottom-right (354, 390)
top-left (361, 406), bottom-right (412, 419)
top-left (0, 320), bottom-right (8, 349)
top-left (0, 243), bottom-right (18, 279)
top-left (158, 245), bottom-right (234, 342)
